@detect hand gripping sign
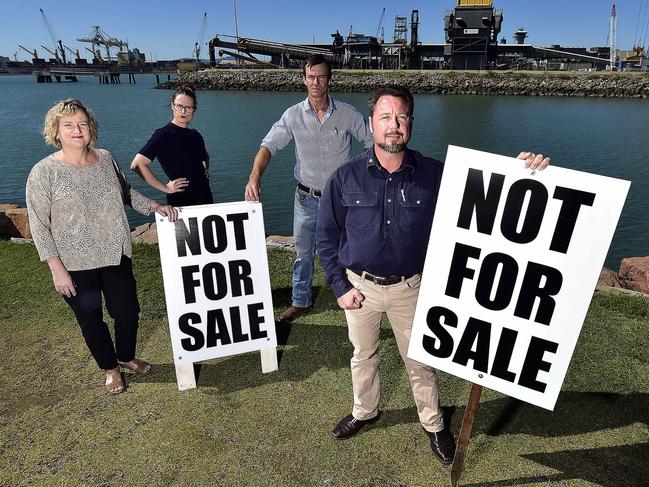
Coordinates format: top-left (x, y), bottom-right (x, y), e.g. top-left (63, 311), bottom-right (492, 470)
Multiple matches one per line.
top-left (157, 202), bottom-right (278, 390)
top-left (409, 146), bottom-right (630, 411)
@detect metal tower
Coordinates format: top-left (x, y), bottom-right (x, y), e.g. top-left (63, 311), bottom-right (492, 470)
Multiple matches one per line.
top-left (610, 4), bottom-right (617, 69)
top-left (394, 16), bottom-right (408, 44)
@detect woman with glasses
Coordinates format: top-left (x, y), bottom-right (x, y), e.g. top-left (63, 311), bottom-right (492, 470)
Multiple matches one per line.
top-left (26, 98), bottom-right (178, 395)
top-left (130, 85), bottom-right (213, 207)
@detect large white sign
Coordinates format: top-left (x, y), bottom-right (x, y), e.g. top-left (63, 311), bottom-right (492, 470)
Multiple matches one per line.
top-left (408, 146), bottom-right (630, 410)
top-left (157, 202), bottom-right (277, 388)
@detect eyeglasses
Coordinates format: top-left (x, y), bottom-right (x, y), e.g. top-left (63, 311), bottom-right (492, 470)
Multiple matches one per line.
top-left (173, 103), bottom-right (196, 112)
top-left (305, 75), bottom-right (329, 82)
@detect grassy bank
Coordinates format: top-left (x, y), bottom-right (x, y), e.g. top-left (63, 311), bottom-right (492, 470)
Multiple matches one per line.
top-left (1, 241), bottom-right (648, 486)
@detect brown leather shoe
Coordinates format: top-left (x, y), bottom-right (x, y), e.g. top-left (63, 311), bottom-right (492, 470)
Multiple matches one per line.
top-left (331, 413), bottom-right (380, 439)
top-left (279, 305), bottom-right (313, 322)
top-left (423, 426), bottom-right (456, 465)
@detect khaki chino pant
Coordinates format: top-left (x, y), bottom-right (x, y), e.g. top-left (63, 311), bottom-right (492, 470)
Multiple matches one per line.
top-left (345, 270), bottom-right (444, 433)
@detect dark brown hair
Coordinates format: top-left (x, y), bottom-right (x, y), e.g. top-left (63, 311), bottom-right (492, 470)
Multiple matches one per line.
top-left (171, 85), bottom-right (197, 108)
top-left (368, 86), bottom-right (414, 117)
top-left (302, 54), bottom-right (331, 78)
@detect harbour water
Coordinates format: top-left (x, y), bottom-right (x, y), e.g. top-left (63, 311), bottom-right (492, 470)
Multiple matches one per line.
top-left (0, 74), bottom-right (646, 269)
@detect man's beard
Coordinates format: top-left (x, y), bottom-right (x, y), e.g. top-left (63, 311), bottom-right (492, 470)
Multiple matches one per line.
top-left (378, 141), bottom-right (407, 153)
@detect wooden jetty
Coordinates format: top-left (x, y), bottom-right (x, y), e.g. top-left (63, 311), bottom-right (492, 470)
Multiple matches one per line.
top-left (33, 66), bottom-right (177, 84)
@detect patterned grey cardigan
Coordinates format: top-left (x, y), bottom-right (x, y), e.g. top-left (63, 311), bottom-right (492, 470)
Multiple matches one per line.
top-left (26, 149), bottom-right (154, 271)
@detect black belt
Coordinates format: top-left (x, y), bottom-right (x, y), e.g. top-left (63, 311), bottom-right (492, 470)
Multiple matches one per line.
top-left (353, 270), bottom-right (413, 286)
top-left (297, 183), bottom-right (322, 197)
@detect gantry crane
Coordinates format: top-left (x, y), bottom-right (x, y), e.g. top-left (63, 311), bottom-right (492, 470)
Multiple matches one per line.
top-left (77, 26), bottom-right (127, 62)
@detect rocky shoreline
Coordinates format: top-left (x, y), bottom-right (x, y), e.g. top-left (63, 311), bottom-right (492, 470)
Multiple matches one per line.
top-left (158, 69), bottom-right (649, 98)
top-left (2, 204), bottom-right (648, 295)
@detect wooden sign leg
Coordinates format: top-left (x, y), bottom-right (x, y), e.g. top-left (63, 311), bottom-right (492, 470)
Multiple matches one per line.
top-left (260, 347), bottom-right (278, 373)
top-left (451, 383), bottom-right (483, 487)
top-left (174, 361), bottom-right (197, 391)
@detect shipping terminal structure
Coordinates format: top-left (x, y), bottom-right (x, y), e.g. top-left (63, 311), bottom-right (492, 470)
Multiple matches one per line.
top-left (3, 1), bottom-right (646, 75)
top-left (208, 1), bottom-right (636, 71)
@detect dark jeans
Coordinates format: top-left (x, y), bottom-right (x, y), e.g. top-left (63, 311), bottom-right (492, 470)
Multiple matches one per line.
top-left (64, 256), bottom-right (141, 370)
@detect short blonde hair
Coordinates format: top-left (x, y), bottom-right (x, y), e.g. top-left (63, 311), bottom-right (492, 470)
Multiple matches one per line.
top-left (43, 98), bottom-right (98, 148)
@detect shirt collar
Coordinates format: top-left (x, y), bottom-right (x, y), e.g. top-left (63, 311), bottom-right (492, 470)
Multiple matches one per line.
top-left (366, 147), bottom-right (416, 174)
top-left (302, 96), bottom-right (335, 115)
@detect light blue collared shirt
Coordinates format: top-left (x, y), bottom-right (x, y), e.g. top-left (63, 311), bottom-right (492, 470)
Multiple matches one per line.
top-left (261, 97), bottom-right (374, 191)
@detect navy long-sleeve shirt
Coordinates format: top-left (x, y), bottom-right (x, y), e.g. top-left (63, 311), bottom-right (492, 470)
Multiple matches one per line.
top-left (138, 122), bottom-right (213, 207)
top-left (316, 147), bottom-right (445, 298)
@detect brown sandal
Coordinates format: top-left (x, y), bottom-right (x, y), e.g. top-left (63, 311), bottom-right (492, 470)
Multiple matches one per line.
top-left (105, 368), bottom-right (125, 395)
top-left (118, 358), bottom-right (153, 376)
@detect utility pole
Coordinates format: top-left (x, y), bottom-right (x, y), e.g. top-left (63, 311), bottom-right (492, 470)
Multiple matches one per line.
top-left (610, 4), bottom-right (617, 70)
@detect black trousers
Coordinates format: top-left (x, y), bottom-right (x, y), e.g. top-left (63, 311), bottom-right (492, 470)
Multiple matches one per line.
top-left (64, 256), bottom-right (141, 370)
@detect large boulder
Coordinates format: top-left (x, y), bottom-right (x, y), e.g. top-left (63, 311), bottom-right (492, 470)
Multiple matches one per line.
top-left (0, 207), bottom-right (31, 239)
top-left (596, 267), bottom-right (622, 290)
top-left (618, 257), bottom-right (649, 294)
top-left (131, 223), bottom-right (158, 244)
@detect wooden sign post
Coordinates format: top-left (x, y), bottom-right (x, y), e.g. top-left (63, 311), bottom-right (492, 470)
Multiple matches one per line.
top-left (451, 383), bottom-right (482, 487)
top-left (157, 201), bottom-right (278, 390)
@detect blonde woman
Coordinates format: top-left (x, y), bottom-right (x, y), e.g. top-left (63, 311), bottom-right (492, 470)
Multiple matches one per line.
top-left (26, 98), bottom-right (177, 395)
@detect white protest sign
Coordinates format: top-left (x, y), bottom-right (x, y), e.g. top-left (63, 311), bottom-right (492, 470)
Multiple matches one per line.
top-left (408, 146), bottom-right (630, 410)
top-left (157, 202), bottom-right (277, 390)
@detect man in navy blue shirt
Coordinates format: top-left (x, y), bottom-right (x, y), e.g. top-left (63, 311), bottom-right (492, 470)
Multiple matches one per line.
top-left (316, 86), bottom-right (550, 465)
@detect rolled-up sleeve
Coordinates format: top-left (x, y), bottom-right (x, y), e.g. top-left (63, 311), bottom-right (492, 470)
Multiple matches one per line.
top-left (261, 109), bottom-right (294, 156)
top-left (26, 166), bottom-right (59, 262)
top-left (316, 170), bottom-right (353, 298)
top-left (351, 110), bottom-right (373, 149)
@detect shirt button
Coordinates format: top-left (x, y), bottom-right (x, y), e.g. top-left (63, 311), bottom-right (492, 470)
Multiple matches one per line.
top-left (387, 220), bottom-right (391, 224)
top-left (356, 200), bottom-right (360, 204)
top-left (417, 200), bottom-right (421, 204)
top-left (389, 177), bottom-right (392, 181)
top-left (387, 198), bottom-right (391, 203)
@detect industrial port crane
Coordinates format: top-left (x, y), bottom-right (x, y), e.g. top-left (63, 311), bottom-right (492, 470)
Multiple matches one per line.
top-left (193, 12), bottom-right (208, 63)
top-left (84, 47), bottom-right (103, 63)
top-left (63, 44), bottom-right (82, 61)
top-left (17, 45), bottom-right (40, 61)
top-left (40, 9), bottom-right (66, 64)
top-left (40, 45), bottom-right (62, 63)
top-left (77, 26), bottom-right (126, 62)
top-left (375, 8), bottom-right (386, 44)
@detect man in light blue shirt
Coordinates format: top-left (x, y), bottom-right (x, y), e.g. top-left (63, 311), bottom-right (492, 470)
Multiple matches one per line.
top-left (245, 54), bottom-right (373, 322)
